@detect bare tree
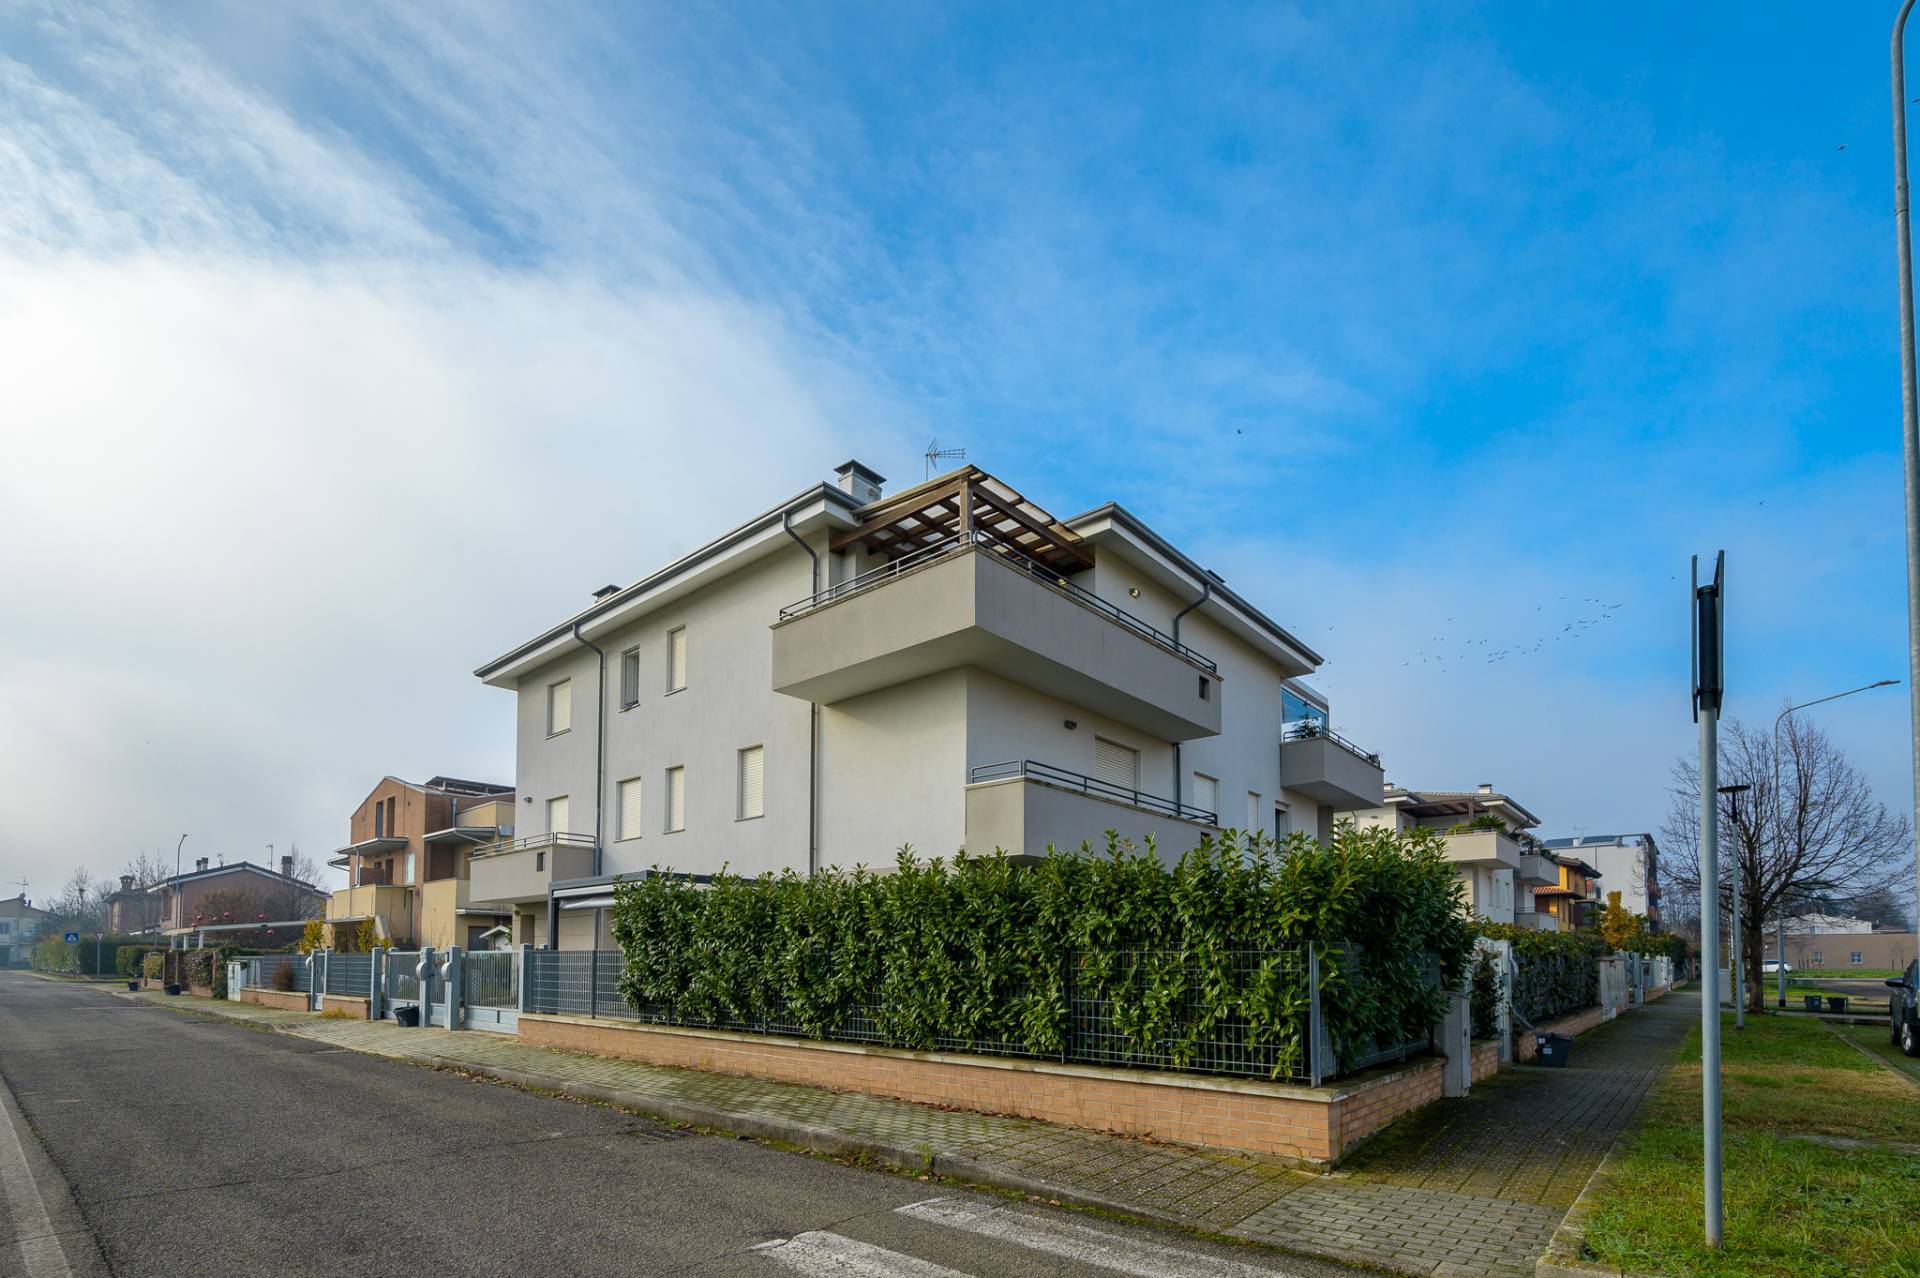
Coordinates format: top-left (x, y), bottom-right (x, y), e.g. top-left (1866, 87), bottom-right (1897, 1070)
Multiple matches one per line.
top-left (1663, 715), bottom-right (1913, 1011)
top-left (261, 842), bottom-right (324, 921)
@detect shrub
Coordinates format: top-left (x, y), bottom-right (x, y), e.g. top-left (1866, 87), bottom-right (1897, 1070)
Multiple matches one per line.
top-left (141, 952), bottom-right (165, 981)
top-left (1470, 947), bottom-right (1503, 1040)
top-left (268, 959), bottom-right (297, 992)
top-left (1475, 923), bottom-right (1604, 1022)
top-left (612, 824), bottom-right (1472, 1079)
top-left (297, 919), bottom-right (325, 954)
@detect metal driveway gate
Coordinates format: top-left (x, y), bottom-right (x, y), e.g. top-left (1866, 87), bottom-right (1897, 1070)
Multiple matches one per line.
top-left (461, 949), bottom-right (518, 1033)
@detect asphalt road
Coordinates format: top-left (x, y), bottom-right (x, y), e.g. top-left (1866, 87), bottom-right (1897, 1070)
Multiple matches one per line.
top-left (0, 973), bottom-right (1359, 1278)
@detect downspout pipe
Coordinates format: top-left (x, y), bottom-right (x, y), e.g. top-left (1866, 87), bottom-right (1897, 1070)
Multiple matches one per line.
top-left (782, 511), bottom-right (821, 876)
top-left (571, 622), bottom-right (607, 948)
top-left (1170, 579), bottom-right (1211, 806)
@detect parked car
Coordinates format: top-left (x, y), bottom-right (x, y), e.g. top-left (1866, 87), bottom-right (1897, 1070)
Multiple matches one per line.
top-left (1762, 959), bottom-right (1792, 975)
top-left (1887, 960), bottom-right (1920, 1057)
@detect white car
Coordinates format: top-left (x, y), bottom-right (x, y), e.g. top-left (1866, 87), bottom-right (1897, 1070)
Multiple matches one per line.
top-left (1761, 959), bottom-right (1793, 975)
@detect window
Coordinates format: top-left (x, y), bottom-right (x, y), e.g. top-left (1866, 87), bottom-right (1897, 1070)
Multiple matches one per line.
top-left (1198, 675), bottom-right (1210, 701)
top-left (388, 796), bottom-right (397, 835)
top-left (403, 852), bottom-right (414, 884)
top-left (1850, 951), bottom-right (1864, 966)
top-left (737, 746), bottom-right (765, 820)
top-left (665, 766), bottom-right (685, 832)
top-left (1191, 773), bottom-right (1218, 817)
top-left (1246, 791), bottom-right (1261, 833)
top-left (1093, 737), bottom-right (1139, 791)
top-left (535, 850), bottom-right (545, 872)
top-left (547, 678), bottom-right (573, 735)
top-left (1281, 687), bottom-right (1328, 728)
top-left (547, 795), bottom-right (570, 837)
top-left (620, 647), bottom-right (640, 709)
top-left (667, 626), bottom-right (687, 692)
top-left (1812, 949), bottom-right (1824, 966)
top-left (617, 778), bottom-right (643, 841)
top-left (374, 800), bottom-right (385, 838)
top-left (1274, 805), bottom-right (1291, 838)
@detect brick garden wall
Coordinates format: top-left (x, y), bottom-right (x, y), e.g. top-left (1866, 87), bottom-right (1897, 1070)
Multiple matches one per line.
top-left (320, 995), bottom-right (369, 1018)
top-left (519, 1013), bottom-right (1442, 1164)
top-left (239, 987), bottom-right (310, 1012)
top-left (1470, 1040), bottom-right (1500, 1083)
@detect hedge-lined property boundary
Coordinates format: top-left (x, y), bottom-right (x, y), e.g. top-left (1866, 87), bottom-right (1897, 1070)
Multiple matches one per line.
top-left (613, 825), bottom-right (1473, 1081)
top-left (1473, 923), bottom-right (1606, 1022)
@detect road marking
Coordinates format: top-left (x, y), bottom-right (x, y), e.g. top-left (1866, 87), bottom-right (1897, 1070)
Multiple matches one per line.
top-left (752, 1230), bottom-right (974, 1277)
top-left (0, 1076), bottom-right (73, 1278)
top-left (896, 1197), bottom-right (1298, 1277)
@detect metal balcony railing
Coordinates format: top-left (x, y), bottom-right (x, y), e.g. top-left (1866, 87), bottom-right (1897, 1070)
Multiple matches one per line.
top-left (471, 831), bottom-right (597, 861)
top-left (968, 758), bottom-right (1218, 825)
top-left (1280, 718), bottom-right (1382, 766)
top-left (777, 531), bottom-right (1218, 673)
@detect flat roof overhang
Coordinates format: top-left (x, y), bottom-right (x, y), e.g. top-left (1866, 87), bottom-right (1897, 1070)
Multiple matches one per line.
top-left (423, 826), bottom-right (500, 845)
top-left (331, 837), bottom-right (409, 859)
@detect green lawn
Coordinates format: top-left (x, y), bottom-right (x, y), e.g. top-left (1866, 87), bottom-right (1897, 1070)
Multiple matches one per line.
top-left (1795, 968), bottom-right (1905, 981)
top-left (1581, 1012), bottom-right (1920, 1278)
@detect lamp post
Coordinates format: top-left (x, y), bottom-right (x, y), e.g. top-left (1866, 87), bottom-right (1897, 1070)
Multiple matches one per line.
top-left (1771, 681), bottom-right (1901, 1007)
top-left (1718, 784), bottom-right (1752, 1029)
top-left (1891, 0), bottom-right (1920, 978)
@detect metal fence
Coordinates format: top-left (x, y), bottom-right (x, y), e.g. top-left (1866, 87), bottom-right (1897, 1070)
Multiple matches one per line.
top-left (325, 953), bottom-right (371, 997)
top-left (521, 946), bottom-right (1421, 1084)
top-left (462, 950), bottom-right (516, 1008)
top-left (243, 954), bottom-right (310, 993)
top-left (385, 950), bottom-right (420, 1003)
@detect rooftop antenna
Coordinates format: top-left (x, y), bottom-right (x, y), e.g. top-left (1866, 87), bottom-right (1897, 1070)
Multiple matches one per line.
top-left (924, 437), bottom-right (966, 480)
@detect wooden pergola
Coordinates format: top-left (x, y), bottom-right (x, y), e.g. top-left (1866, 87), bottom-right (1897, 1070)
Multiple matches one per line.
top-left (829, 466), bottom-right (1092, 573)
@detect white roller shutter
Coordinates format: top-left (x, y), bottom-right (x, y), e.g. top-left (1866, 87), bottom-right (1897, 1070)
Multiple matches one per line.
top-left (1247, 792), bottom-right (1260, 833)
top-left (666, 766), bottom-right (685, 832)
top-left (1093, 738), bottom-right (1138, 791)
top-left (546, 795), bottom-right (570, 837)
top-left (738, 746), bottom-right (765, 819)
top-left (1191, 773), bottom-right (1218, 818)
top-left (668, 627), bottom-right (687, 692)
top-left (548, 679), bottom-right (572, 735)
top-left (617, 778), bottom-right (642, 841)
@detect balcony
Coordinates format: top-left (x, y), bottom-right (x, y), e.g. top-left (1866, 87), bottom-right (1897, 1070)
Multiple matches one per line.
top-left (772, 534), bottom-right (1222, 742)
top-left (468, 832), bottom-right (598, 907)
top-left (1277, 721), bottom-right (1384, 810)
top-left (1517, 853), bottom-right (1561, 888)
top-left (964, 760), bottom-right (1218, 865)
top-left (419, 877), bottom-right (511, 949)
top-left (326, 884), bottom-right (413, 943)
top-left (1514, 909), bottom-right (1559, 932)
top-left (1440, 829), bottom-right (1525, 871)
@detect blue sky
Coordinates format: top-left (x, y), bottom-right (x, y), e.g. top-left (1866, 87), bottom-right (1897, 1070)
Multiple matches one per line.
top-left (0, 2), bottom-right (1912, 890)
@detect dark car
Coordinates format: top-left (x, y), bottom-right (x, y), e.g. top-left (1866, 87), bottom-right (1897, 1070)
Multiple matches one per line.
top-left (1888, 960), bottom-right (1920, 1057)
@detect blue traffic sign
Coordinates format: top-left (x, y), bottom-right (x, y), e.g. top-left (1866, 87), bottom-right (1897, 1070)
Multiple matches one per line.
top-left (63, 931), bottom-right (79, 943)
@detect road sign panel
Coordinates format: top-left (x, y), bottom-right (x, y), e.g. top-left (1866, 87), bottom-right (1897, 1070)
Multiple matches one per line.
top-left (63, 931), bottom-right (79, 943)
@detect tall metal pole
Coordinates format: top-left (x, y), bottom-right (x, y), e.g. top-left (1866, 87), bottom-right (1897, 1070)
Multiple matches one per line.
top-left (1700, 703), bottom-right (1723, 1248)
top-left (1894, 0), bottom-right (1920, 961)
top-left (1728, 786), bottom-right (1745, 1030)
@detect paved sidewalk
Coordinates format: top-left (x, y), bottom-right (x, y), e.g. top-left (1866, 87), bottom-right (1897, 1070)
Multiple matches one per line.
top-left (114, 987), bottom-right (1694, 1278)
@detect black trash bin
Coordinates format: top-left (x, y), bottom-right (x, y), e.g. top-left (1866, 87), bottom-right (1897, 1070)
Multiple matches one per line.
top-left (126, 981), bottom-right (139, 992)
top-left (164, 983), bottom-right (182, 996)
top-left (1804, 994), bottom-right (1824, 1012)
top-left (393, 1005), bottom-right (420, 1027)
top-left (1827, 995), bottom-right (1848, 1014)
top-left (1534, 1032), bottom-right (1573, 1067)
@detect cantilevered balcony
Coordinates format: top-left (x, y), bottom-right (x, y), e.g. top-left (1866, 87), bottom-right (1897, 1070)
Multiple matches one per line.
top-left (772, 534), bottom-right (1222, 741)
top-left (964, 759), bottom-right (1218, 864)
top-left (1440, 828), bottom-right (1526, 871)
top-left (468, 832), bottom-right (597, 907)
top-left (1277, 721), bottom-right (1384, 810)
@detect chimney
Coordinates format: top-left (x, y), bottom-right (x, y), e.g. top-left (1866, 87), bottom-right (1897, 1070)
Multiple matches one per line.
top-left (1477, 783), bottom-right (1494, 796)
top-left (195, 857), bottom-right (209, 872)
top-left (281, 854), bottom-right (293, 878)
top-left (120, 875), bottom-right (134, 892)
top-left (833, 460), bottom-right (886, 505)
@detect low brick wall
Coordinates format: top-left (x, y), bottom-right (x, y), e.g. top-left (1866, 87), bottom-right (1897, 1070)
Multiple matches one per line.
top-left (1470, 1039), bottom-right (1500, 1083)
top-left (1515, 1004), bottom-right (1609, 1062)
top-left (519, 1013), bottom-right (1439, 1164)
top-left (320, 995), bottom-right (369, 1018)
top-left (240, 987), bottom-right (310, 1012)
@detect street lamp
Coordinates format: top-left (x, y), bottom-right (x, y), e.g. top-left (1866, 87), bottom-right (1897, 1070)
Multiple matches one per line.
top-left (1890, 0), bottom-right (1920, 991)
top-left (1771, 680), bottom-right (1901, 1007)
top-left (1718, 784), bottom-right (1752, 1029)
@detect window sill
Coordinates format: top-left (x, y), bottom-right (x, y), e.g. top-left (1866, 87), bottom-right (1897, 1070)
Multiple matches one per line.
top-left (663, 827), bottom-right (684, 836)
top-left (619, 701), bottom-right (639, 713)
top-left (735, 814), bottom-right (764, 823)
top-left (545, 729), bottom-right (571, 739)
top-left (664, 687), bottom-right (686, 697)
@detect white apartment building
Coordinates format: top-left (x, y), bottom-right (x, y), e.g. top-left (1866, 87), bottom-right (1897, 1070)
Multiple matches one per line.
top-left (1353, 783), bottom-right (1559, 929)
top-left (471, 462), bottom-right (1386, 948)
top-left (1538, 833), bottom-right (1661, 930)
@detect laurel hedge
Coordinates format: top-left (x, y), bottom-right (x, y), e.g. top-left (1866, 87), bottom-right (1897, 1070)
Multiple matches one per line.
top-left (612, 823), bottom-right (1473, 1080)
top-left (1474, 923), bottom-right (1606, 1022)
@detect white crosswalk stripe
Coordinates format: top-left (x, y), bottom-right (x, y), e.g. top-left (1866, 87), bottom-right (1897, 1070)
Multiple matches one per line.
top-left (751, 1230), bottom-right (975, 1277)
top-left (895, 1196), bottom-right (1301, 1277)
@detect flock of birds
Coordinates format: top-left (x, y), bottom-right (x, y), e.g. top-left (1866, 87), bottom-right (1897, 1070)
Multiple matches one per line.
top-left (1395, 596), bottom-right (1626, 674)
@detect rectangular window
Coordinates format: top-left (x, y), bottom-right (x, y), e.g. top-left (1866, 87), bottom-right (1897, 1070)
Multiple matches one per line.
top-left (1191, 773), bottom-right (1218, 817)
top-left (1093, 737), bottom-right (1138, 791)
top-left (547, 678), bottom-right (573, 735)
top-left (1246, 791), bottom-right (1260, 833)
top-left (620, 647), bottom-right (640, 709)
top-left (374, 800), bottom-right (385, 838)
top-left (617, 778), bottom-right (643, 841)
top-left (1274, 805), bottom-right (1291, 838)
top-left (403, 852), bottom-right (415, 884)
top-left (1850, 951), bottom-right (1864, 966)
top-left (737, 746), bottom-right (765, 820)
top-left (1812, 949), bottom-right (1824, 966)
top-left (535, 850), bottom-right (545, 872)
top-left (665, 766), bottom-right (685, 832)
top-left (667, 627), bottom-right (687, 692)
top-left (547, 795), bottom-right (570, 837)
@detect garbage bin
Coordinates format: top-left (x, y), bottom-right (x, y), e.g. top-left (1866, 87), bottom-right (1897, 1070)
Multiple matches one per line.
top-left (1803, 994), bottom-right (1824, 1011)
top-left (1534, 1032), bottom-right (1573, 1068)
top-left (393, 1004), bottom-right (420, 1027)
top-left (1827, 996), bottom-right (1848, 1014)
top-left (164, 983), bottom-right (182, 996)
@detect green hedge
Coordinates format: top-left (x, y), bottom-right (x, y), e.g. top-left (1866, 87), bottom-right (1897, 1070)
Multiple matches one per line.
top-left (1475, 923), bottom-right (1606, 1022)
top-left (613, 824), bottom-right (1473, 1080)
top-left (30, 937), bottom-right (155, 976)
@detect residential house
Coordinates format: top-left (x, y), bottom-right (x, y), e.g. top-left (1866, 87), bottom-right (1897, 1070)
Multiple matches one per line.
top-left (326, 776), bottom-right (516, 948)
top-left (104, 875), bottom-right (164, 934)
top-left (151, 858), bottom-right (327, 941)
top-left (472, 461), bottom-right (1386, 949)
top-left (1353, 784), bottom-right (1560, 929)
top-left (1781, 928), bottom-right (1918, 971)
top-left (1781, 911), bottom-right (1876, 935)
top-left (0, 895), bottom-right (50, 967)
top-left (1539, 833), bottom-right (1660, 930)
top-left (1534, 852), bottom-right (1603, 932)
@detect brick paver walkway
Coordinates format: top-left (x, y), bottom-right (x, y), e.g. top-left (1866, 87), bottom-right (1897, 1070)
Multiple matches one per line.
top-left (115, 987), bottom-right (1695, 1277)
